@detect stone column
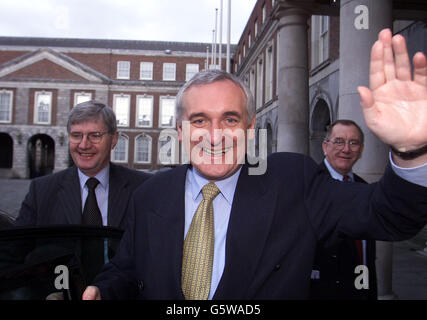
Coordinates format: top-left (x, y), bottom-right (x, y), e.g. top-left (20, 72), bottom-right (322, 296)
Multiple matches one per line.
top-left (338, 0), bottom-right (392, 182)
top-left (276, 7), bottom-right (310, 154)
top-left (338, 0), bottom-right (395, 299)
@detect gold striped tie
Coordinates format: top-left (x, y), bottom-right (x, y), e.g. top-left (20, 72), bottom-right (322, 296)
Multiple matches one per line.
top-left (182, 182), bottom-right (220, 300)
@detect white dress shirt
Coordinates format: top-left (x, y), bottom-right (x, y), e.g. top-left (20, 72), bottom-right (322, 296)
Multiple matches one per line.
top-left (184, 166), bottom-right (241, 300)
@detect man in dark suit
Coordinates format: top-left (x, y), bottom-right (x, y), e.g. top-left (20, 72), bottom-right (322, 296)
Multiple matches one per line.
top-left (310, 120), bottom-right (377, 300)
top-left (83, 29), bottom-right (427, 300)
top-left (15, 100), bottom-right (151, 229)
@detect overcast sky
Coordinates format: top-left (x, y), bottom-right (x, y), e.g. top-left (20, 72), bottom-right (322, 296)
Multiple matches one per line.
top-left (0, 0), bottom-right (257, 44)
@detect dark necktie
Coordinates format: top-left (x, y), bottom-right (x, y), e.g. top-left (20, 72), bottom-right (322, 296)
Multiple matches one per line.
top-left (82, 178), bottom-right (102, 226)
top-left (343, 174), bottom-right (364, 264)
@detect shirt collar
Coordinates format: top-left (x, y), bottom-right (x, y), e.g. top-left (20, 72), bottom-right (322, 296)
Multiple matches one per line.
top-left (324, 159), bottom-right (354, 182)
top-left (189, 166), bottom-right (242, 205)
top-left (78, 164), bottom-right (110, 191)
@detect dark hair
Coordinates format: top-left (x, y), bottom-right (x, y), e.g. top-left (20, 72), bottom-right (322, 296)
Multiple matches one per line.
top-left (175, 69), bottom-right (255, 123)
top-left (67, 100), bottom-right (117, 134)
top-left (325, 119), bottom-right (364, 144)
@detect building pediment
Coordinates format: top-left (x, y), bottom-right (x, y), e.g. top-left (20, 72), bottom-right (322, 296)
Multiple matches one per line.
top-left (0, 48), bottom-right (109, 83)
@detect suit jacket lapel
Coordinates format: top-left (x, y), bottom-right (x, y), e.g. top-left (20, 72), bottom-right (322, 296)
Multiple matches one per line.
top-left (58, 166), bottom-right (82, 224)
top-left (214, 164), bottom-right (276, 299)
top-left (147, 165), bottom-right (188, 298)
top-left (108, 164), bottom-right (129, 227)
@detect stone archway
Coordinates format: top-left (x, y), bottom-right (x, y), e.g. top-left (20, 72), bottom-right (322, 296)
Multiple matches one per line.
top-left (310, 98), bottom-right (331, 163)
top-left (27, 134), bottom-right (55, 178)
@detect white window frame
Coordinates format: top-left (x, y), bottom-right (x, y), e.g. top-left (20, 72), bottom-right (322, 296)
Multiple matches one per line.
top-left (134, 134), bottom-right (152, 164)
top-left (163, 63), bottom-right (176, 81)
top-left (256, 57), bottom-right (264, 110)
top-left (140, 62), bottom-right (153, 80)
top-left (254, 19), bottom-right (258, 37)
top-left (159, 96), bottom-right (176, 128)
top-left (34, 91), bottom-right (52, 124)
top-left (112, 133), bottom-right (128, 163)
top-left (311, 15), bottom-right (330, 68)
top-left (136, 95), bottom-right (153, 128)
top-left (117, 61), bottom-right (130, 79)
top-left (265, 44), bottom-right (274, 103)
top-left (0, 90), bottom-right (13, 123)
top-left (262, 5), bottom-right (266, 24)
top-left (157, 134), bottom-right (177, 165)
top-left (73, 92), bottom-right (92, 106)
top-left (113, 94), bottom-right (130, 127)
top-left (185, 64), bottom-right (199, 81)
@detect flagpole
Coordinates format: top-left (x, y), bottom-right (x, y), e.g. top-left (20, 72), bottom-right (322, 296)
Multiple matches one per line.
top-left (226, 0), bottom-right (231, 73)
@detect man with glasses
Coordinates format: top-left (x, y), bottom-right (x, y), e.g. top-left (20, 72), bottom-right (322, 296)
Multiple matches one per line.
top-left (310, 120), bottom-right (377, 300)
top-left (15, 100), bottom-right (151, 229)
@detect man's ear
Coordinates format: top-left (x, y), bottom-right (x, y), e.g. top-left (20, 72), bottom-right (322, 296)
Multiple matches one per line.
top-left (111, 132), bottom-right (119, 149)
top-left (322, 140), bottom-right (328, 156)
top-left (177, 121), bottom-right (183, 142)
top-left (247, 117), bottom-right (256, 140)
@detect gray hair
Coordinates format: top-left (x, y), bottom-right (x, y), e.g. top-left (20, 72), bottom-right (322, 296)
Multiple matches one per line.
top-left (175, 69), bottom-right (255, 124)
top-left (67, 100), bottom-right (117, 134)
top-left (325, 119), bottom-right (364, 144)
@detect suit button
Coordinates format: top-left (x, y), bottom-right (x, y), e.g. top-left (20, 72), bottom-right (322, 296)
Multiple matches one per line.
top-left (274, 264), bottom-right (281, 270)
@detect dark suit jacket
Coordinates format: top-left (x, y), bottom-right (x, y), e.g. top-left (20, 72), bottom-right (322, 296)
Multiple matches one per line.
top-left (93, 153), bottom-right (427, 299)
top-left (15, 163), bottom-right (151, 229)
top-left (310, 161), bottom-right (377, 300)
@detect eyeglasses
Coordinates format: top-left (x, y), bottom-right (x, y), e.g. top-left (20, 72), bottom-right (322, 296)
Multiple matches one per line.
top-left (325, 138), bottom-right (362, 151)
top-left (69, 132), bottom-right (108, 144)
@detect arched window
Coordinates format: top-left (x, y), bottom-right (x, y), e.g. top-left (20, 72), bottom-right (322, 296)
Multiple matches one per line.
top-left (112, 134), bottom-right (128, 163)
top-left (135, 134), bottom-right (152, 164)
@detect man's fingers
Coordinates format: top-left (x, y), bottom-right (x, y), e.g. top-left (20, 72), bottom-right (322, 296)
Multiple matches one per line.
top-left (369, 40), bottom-right (386, 90)
top-left (379, 29), bottom-right (396, 82)
top-left (392, 34), bottom-right (411, 81)
top-left (82, 286), bottom-right (101, 300)
top-left (358, 86), bottom-right (374, 109)
top-left (413, 52), bottom-right (427, 86)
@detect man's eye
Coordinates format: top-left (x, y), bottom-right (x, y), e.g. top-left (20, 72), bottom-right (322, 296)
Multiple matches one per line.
top-left (192, 119), bottom-right (204, 125)
top-left (71, 133), bottom-right (82, 138)
top-left (90, 132), bottom-right (102, 138)
top-left (225, 118), bottom-right (238, 124)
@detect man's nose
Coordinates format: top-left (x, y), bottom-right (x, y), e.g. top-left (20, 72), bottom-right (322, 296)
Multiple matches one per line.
top-left (209, 123), bottom-right (223, 146)
top-left (78, 135), bottom-right (91, 148)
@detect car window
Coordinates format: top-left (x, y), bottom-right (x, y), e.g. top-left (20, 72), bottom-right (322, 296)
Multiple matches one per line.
top-left (0, 225), bottom-right (123, 300)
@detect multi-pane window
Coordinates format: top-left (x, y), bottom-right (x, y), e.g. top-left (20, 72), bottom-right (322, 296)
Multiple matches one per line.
top-left (117, 61), bottom-right (130, 79)
top-left (163, 63), bottom-right (176, 81)
top-left (158, 135), bottom-right (176, 165)
top-left (74, 92), bottom-right (92, 106)
top-left (135, 134), bottom-right (152, 163)
top-left (262, 5), bottom-right (266, 24)
top-left (112, 134), bottom-right (128, 162)
top-left (140, 62), bottom-right (153, 80)
top-left (34, 91), bottom-right (52, 124)
top-left (256, 57), bottom-right (264, 110)
top-left (311, 15), bottom-right (329, 68)
top-left (0, 90), bottom-right (13, 123)
top-left (265, 45), bottom-right (274, 102)
top-left (159, 96), bottom-right (176, 128)
top-left (254, 19), bottom-right (258, 37)
top-left (185, 64), bottom-right (199, 81)
top-left (248, 33), bottom-right (252, 48)
top-left (113, 94), bottom-right (130, 127)
top-left (136, 95), bottom-right (153, 127)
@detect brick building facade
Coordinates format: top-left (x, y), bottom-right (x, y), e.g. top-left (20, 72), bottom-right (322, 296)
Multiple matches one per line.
top-left (0, 37), bottom-right (231, 178)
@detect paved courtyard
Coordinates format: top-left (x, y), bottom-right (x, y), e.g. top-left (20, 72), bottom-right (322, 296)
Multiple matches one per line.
top-left (0, 178), bottom-right (426, 299)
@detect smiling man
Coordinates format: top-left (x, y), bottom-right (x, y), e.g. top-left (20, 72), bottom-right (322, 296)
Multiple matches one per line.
top-left (84, 30), bottom-right (427, 300)
top-left (310, 120), bottom-right (377, 300)
top-left (15, 100), bottom-right (151, 229)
